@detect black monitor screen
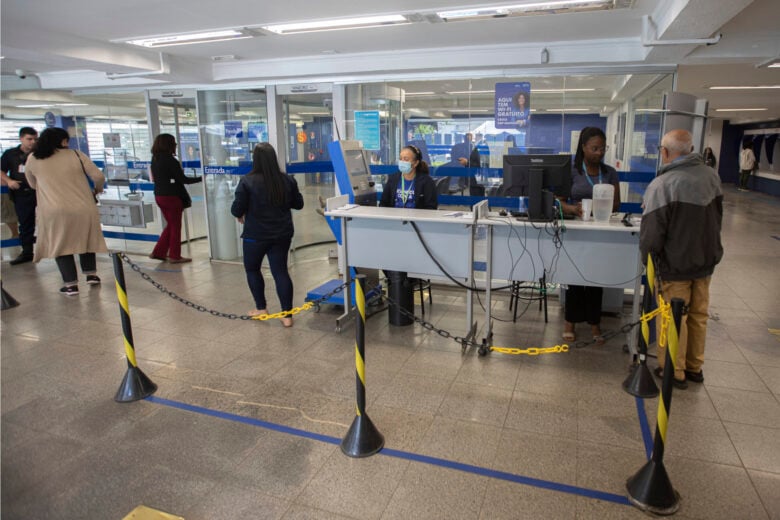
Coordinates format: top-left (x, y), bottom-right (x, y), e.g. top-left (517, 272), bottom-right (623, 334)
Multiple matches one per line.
top-left (503, 154), bottom-right (572, 220)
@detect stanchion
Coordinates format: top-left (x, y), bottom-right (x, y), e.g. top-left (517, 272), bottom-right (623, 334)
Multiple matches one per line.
top-left (626, 297), bottom-right (685, 515)
top-left (341, 275), bottom-right (384, 457)
top-left (112, 252), bottom-right (157, 403)
top-left (623, 255), bottom-right (660, 398)
top-left (1, 280), bottom-right (20, 310)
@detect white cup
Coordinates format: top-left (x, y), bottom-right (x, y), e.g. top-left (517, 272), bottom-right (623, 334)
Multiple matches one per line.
top-left (581, 198), bottom-right (592, 221)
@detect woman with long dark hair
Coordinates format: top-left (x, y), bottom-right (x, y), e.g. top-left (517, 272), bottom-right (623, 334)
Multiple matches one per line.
top-left (24, 127), bottom-right (107, 296)
top-left (562, 127), bottom-right (621, 343)
top-left (231, 143), bottom-right (304, 326)
top-left (149, 133), bottom-right (202, 263)
top-left (379, 144), bottom-right (437, 209)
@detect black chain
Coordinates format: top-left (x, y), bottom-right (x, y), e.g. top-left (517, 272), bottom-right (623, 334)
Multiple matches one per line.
top-left (383, 288), bottom-right (641, 352)
top-left (114, 252), bottom-right (351, 320)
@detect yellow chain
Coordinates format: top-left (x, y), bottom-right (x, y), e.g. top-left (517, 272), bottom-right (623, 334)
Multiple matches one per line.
top-left (490, 344), bottom-right (570, 356)
top-left (250, 301), bottom-right (315, 320)
top-left (634, 294), bottom-right (672, 347)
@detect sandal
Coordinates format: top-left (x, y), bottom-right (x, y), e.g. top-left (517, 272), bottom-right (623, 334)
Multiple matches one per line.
top-left (280, 317), bottom-right (293, 328)
top-left (562, 332), bottom-right (576, 342)
top-left (593, 335), bottom-right (605, 345)
top-left (247, 309), bottom-right (269, 317)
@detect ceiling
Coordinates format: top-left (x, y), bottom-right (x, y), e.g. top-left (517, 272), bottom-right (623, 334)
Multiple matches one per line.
top-left (1, 0), bottom-right (779, 123)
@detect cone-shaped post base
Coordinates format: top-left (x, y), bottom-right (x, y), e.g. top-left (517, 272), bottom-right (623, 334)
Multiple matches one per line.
top-left (626, 459), bottom-right (680, 515)
top-left (115, 366), bottom-right (157, 403)
top-left (341, 414), bottom-right (385, 458)
top-left (623, 362), bottom-right (659, 398)
top-left (1, 284), bottom-right (20, 310)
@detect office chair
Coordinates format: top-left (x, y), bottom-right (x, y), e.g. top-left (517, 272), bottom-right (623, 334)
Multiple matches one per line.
top-left (508, 270), bottom-right (548, 323)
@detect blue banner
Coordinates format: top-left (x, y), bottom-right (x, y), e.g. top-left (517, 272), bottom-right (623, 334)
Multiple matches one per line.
top-left (495, 82), bottom-right (531, 130)
top-left (247, 122), bottom-right (267, 142)
top-left (355, 110), bottom-right (381, 150)
top-left (224, 120), bottom-right (243, 139)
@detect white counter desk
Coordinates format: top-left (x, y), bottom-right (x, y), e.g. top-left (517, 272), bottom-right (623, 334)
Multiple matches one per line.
top-left (326, 203), bottom-right (642, 354)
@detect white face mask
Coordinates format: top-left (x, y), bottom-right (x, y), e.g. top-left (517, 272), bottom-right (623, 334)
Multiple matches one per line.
top-left (398, 160), bottom-right (412, 174)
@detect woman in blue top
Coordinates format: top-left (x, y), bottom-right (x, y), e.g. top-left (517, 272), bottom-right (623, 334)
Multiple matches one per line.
top-left (380, 145), bottom-right (437, 209)
top-left (563, 127), bottom-right (621, 343)
top-left (231, 143), bottom-right (304, 327)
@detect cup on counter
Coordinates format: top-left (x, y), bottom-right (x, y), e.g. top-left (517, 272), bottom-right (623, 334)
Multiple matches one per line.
top-left (581, 198), bottom-right (592, 221)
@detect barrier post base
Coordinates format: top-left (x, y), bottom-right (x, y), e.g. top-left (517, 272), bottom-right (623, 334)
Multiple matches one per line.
top-left (115, 366), bottom-right (157, 403)
top-left (623, 361), bottom-right (659, 398)
top-left (1, 283), bottom-right (20, 310)
top-left (341, 414), bottom-right (384, 458)
top-left (626, 459), bottom-right (680, 515)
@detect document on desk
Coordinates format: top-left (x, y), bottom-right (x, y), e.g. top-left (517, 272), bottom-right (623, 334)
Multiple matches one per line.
top-left (444, 211), bottom-right (473, 219)
top-left (338, 204), bottom-right (360, 211)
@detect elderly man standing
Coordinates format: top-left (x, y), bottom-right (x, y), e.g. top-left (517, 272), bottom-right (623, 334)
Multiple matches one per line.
top-left (640, 129), bottom-right (723, 389)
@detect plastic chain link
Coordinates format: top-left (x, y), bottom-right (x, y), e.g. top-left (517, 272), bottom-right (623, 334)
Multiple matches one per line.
top-left (116, 252), bottom-right (350, 321)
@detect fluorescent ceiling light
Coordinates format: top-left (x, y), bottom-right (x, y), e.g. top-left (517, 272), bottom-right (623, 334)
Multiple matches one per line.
top-left (534, 88), bottom-right (596, 93)
top-left (15, 103), bottom-right (89, 108)
top-left (262, 15), bottom-right (408, 35)
top-left (405, 91), bottom-right (437, 96)
top-left (715, 108), bottom-right (767, 112)
top-left (545, 108), bottom-right (590, 112)
top-left (125, 30), bottom-right (251, 48)
top-left (298, 112), bottom-right (331, 115)
top-left (709, 85), bottom-right (780, 90)
top-left (438, 0), bottom-right (613, 21)
top-left (448, 109), bottom-right (491, 113)
top-left (446, 90), bottom-right (494, 95)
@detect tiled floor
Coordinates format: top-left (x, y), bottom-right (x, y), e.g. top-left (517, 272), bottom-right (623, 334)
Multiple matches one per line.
top-left (2, 185), bottom-right (779, 519)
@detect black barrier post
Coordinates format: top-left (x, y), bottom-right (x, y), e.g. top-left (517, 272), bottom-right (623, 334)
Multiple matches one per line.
top-left (623, 274), bottom-right (660, 398)
top-left (112, 253), bottom-right (157, 403)
top-left (341, 275), bottom-right (385, 457)
top-left (626, 297), bottom-right (684, 515)
top-left (1, 280), bottom-right (20, 310)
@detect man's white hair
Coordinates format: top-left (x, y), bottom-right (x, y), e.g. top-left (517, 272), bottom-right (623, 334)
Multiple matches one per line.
top-left (662, 130), bottom-right (694, 155)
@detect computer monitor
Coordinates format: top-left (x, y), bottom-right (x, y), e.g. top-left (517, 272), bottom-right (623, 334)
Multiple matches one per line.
top-left (502, 154), bottom-right (572, 221)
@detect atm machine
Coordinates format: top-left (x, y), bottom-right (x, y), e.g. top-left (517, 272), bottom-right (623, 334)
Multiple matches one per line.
top-left (305, 140), bottom-right (382, 332)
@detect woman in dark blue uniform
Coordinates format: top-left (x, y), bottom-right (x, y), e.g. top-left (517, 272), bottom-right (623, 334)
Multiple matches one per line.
top-left (562, 127), bottom-right (621, 343)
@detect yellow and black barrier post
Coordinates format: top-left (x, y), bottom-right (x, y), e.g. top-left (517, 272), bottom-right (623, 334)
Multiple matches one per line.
top-left (112, 252), bottom-right (158, 403)
top-left (1, 279), bottom-right (20, 310)
top-left (626, 297), bottom-right (684, 515)
top-left (623, 254), bottom-right (660, 398)
top-left (341, 275), bottom-right (384, 457)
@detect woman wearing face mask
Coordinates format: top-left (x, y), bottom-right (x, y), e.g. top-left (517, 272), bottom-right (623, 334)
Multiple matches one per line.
top-left (380, 145), bottom-right (438, 209)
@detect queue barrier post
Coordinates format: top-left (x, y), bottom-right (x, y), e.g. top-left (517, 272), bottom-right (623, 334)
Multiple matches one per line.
top-left (112, 252), bottom-right (157, 403)
top-left (623, 264), bottom-right (660, 398)
top-left (341, 275), bottom-right (385, 457)
top-left (626, 297), bottom-right (684, 515)
top-left (1, 281), bottom-right (20, 310)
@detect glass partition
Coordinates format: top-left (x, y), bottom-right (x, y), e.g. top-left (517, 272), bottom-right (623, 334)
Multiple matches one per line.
top-left (197, 89), bottom-right (268, 261)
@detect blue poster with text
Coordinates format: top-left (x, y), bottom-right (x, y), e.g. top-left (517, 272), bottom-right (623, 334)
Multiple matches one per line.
top-left (495, 82), bottom-right (531, 130)
top-left (354, 110), bottom-right (381, 150)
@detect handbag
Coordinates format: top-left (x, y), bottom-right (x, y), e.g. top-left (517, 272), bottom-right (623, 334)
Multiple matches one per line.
top-left (179, 186), bottom-right (192, 209)
top-left (74, 150), bottom-right (98, 203)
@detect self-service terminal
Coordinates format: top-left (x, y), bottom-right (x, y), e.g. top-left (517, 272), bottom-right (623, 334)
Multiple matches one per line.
top-left (328, 140), bottom-right (377, 206)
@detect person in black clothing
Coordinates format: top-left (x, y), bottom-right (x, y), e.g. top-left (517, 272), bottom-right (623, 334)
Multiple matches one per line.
top-left (457, 132), bottom-right (489, 196)
top-left (149, 133), bottom-right (202, 263)
top-left (703, 147), bottom-right (717, 169)
top-left (231, 143), bottom-right (304, 327)
top-left (380, 145), bottom-right (437, 209)
top-left (1, 127), bottom-right (38, 265)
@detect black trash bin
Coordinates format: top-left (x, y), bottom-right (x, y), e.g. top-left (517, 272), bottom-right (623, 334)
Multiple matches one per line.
top-left (387, 270), bottom-right (414, 326)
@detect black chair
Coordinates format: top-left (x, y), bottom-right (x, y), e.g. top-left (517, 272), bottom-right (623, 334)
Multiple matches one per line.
top-left (435, 176), bottom-right (451, 195)
top-left (410, 278), bottom-right (432, 316)
top-left (508, 271), bottom-right (548, 323)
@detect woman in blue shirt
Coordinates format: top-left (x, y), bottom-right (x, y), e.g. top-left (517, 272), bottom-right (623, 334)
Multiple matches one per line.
top-left (380, 145), bottom-right (437, 209)
top-left (231, 143), bottom-right (304, 327)
top-left (563, 127), bottom-right (621, 343)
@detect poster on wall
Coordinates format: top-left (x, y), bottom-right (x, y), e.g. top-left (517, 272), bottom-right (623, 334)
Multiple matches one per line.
top-left (495, 82), bottom-right (531, 130)
top-left (354, 110), bottom-right (381, 150)
top-left (224, 120), bottom-right (243, 139)
top-left (247, 122), bottom-right (268, 143)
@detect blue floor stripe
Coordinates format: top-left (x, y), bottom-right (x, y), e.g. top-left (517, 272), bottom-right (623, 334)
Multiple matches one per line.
top-left (147, 395), bottom-right (631, 506)
top-left (635, 396), bottom-right (654, 460)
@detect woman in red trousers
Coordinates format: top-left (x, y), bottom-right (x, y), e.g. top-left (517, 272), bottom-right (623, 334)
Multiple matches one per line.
top-left (149, 133), bottom-right (202, 263)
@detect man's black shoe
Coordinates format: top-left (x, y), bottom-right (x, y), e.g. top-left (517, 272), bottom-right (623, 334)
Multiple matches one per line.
top-left (684, 370), bottom-right (704, 383)
top-left (9, 253), bottom-right (33, 265)
top-left (653, 366), bottom-right (688, 390)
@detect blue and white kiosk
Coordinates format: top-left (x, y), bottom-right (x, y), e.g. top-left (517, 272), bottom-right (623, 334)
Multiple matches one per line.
top-left (305, 140), bottom-right (382, 332)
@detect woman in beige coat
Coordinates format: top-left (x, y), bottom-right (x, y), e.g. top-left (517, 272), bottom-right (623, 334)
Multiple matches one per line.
top-left (24, 127), bottom-right (107, 296)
